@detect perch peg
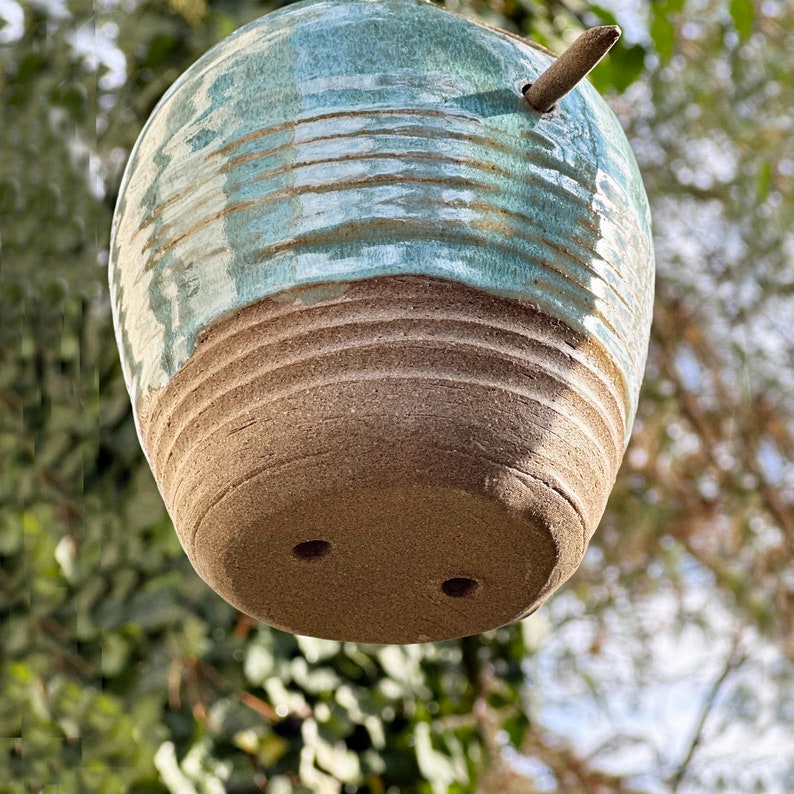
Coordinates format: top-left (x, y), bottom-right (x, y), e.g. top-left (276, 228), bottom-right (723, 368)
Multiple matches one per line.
top-left (523, 25), bottom-right (622, 112)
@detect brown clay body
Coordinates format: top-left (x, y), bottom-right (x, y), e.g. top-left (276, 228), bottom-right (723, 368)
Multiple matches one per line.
top-left (140, 276), bottom-right (624, 643)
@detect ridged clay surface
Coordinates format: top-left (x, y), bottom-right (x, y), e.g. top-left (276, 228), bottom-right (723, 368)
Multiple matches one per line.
top-left (140, 276), bottom-right (625, 643)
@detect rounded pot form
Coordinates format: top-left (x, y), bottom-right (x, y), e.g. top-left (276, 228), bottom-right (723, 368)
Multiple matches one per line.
top-left (109, 0), bottom-right (654, 644)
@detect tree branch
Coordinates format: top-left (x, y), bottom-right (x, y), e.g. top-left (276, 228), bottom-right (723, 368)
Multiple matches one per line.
top-left (668, 632), bottom-right (747, 793)
top-left (520, 727), bottom-right (644, 793)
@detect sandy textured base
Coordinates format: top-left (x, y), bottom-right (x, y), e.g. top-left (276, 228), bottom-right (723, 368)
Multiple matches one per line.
top-left (140, 276), bottom-right (625, 643)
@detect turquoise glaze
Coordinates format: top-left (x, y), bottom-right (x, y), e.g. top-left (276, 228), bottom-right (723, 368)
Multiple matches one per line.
top-left (110, 0), bottom-right (654, 444)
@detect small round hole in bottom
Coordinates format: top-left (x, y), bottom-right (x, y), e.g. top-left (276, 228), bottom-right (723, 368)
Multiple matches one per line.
top-left (441, 577), bottom-right (479, 598)
top-left (293, 540), bottom-right (331, 560)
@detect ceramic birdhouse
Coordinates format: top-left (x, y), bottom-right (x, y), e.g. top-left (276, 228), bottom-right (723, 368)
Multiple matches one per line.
top-left (109, 0), bottom-right (654, 644)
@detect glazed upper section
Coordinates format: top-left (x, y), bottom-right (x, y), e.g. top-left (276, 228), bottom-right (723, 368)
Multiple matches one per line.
top-left (109, 0), bottom-right (654, 443)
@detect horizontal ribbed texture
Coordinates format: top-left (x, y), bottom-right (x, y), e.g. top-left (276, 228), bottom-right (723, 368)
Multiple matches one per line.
top-left (140, 276), bottom-right (625, 643)
top-left (110, 0), bottom-right (654, 449)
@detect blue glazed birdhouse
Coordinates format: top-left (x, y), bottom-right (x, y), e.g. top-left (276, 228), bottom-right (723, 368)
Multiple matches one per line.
top-left (110, 0), bottom-right (654, 643)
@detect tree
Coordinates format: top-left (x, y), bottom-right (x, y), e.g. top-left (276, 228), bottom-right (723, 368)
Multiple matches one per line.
top-left (1, 0), bottom-right (792, 791)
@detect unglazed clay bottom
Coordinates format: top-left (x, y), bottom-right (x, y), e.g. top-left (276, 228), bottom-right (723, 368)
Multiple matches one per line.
top-left (140, 276), bottom-right (625, 643)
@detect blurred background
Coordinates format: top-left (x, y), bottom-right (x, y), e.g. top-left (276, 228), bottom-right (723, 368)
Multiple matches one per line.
top-left (1, 0), bottom-right (792, 791)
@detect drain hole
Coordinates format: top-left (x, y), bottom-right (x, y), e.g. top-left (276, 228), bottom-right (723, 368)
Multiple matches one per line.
top-left (441, 577), bottom-right (479, 598)
top-left (293, 540), bottom-right (331, 560)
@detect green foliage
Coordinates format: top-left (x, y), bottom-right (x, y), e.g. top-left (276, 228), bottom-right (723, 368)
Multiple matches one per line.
top-left (0, 7), bottom-right (107, 287)
top-left (728, 0), bottom-right (754, 39)
top-left (649, 0), bottom-right (683, 62)
top-left (590, 41), bottom-right (647, 93)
